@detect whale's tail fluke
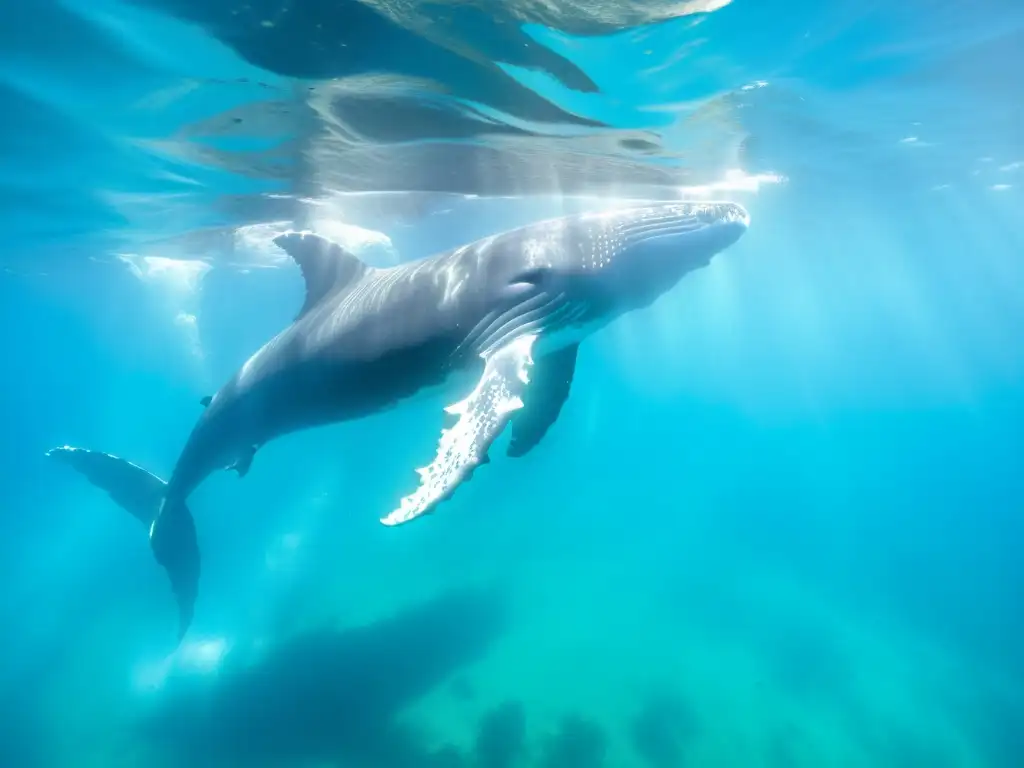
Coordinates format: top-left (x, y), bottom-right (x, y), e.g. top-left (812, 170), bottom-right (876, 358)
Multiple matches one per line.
top-left (46, 446), bottom-right (199, 642)
top-left (149, 499), bottom-right (199, 641)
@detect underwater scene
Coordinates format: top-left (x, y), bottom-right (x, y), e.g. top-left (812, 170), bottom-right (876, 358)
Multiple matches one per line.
top-left (1, 0), bottom-right (1022, 766)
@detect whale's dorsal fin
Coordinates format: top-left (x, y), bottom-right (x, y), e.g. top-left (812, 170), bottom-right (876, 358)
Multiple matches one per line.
top-left (273, 232), bottom-right (370, 318)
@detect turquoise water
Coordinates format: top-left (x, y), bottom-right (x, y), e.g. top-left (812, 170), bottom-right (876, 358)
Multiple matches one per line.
top-left (1, 1), bottom-right (1022, 766)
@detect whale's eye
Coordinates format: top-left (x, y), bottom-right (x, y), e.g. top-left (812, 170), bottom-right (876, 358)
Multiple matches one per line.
top-left (501, 268), bottom-right (549, 304)
top-left (508, 267), bottom-right (547, 288)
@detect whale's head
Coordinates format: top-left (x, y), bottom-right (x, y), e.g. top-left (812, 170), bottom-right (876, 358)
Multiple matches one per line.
top-left (469, 201), bottom-right (748, 356)
top-left (566, 201), bottom-right (748, 310)
top-left (498, 201), bottom-right (748, 336)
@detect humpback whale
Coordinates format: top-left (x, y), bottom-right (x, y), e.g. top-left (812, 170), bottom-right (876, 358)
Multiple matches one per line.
top-left (48, 201), bottom-right (749, 639)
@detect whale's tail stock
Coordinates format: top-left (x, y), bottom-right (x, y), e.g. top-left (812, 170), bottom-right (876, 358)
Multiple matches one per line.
top-left (46, 446), bottom-right (199, 642)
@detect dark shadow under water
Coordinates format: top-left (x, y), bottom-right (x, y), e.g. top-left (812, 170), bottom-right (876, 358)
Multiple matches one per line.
top-left (141, 586), bottom-right (509, 767)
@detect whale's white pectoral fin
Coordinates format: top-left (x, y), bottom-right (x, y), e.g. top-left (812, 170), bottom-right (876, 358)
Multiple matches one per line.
top-left (381, 333), bottom-right (539, 526)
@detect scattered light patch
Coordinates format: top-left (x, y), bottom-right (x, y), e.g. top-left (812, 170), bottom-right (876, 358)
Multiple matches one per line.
top-left (117, 253), bottom-right (210, 293)
top-left (930, 184), bottom-right (953, 192)
top-left (174, 311), bottom-right (203, 360)
top-left (304, 218), bottom-right (399, 267)
top-left (132, 79), bottom-right (203, 112)
top-left (182, 636), bottom-right (231, 672)
top-left (1000, 161), bottom-right (1023, 173)
top-left (265, 530), bottom-right (303, 571)
top-left (990, 184), bottom-right (1012, 192)
top-left (232, 220), bottom-right (294, 266)
top-left (741, 80), bottom-right (769, 91)
top-left (899, 136), bottom-right (935, 148)
top-left (132, 655), bottom-right (173, 693)
top-left (131, 635), bottom-right (231, 693)
top-left (117, 253), bottom-right (211, 363)
top-left (234, 218), bottom-right (399, 268)
top-left (678, 168), bottom-right (786, 197)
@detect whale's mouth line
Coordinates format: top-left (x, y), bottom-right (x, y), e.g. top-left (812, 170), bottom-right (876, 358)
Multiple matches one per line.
top-left (619, 202), bottom-right (750, 247)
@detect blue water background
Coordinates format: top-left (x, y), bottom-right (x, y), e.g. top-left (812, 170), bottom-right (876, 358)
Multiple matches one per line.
top-left (1, 0), bottom-right (1022, 765)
